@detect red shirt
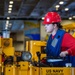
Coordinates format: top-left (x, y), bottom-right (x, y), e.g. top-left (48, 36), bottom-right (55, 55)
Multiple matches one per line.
top-left (61, 33), bottom-right (75, 56)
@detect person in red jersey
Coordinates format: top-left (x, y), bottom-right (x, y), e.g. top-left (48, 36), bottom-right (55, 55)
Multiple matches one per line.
top-left (42, 12), bottom-right (75, 67)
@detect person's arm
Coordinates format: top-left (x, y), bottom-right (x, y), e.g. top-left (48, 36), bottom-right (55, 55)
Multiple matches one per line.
top-left (60, 33), bottom-right (75, 57)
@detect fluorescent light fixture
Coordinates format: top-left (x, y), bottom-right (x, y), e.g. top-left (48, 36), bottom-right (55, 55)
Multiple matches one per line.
top-left (9, 5), bottom-right (13, 8)
top-left (65, 8), bottom-right (69, 11)
top-left (9, 1), bottom-right (13, 4)
top-left (7, 17), bottom-right (10, 19)
top-left (59, 1), bottom-right (64, 5)
top-left (55, 5), bottom-right (60, 8)
top-left (8, 11), bottom-right (11, 13)
top-left (8, 8), bottom-right (12, 11)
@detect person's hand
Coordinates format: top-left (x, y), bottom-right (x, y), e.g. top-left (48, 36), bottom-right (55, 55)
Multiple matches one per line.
top-left (59, 51), bottom-right (68, 57)
top-left (41, 58), bottom-right (46, 64)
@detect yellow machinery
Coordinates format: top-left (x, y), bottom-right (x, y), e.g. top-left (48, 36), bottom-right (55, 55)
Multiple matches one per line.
top-left (62, 23), bottom-right (75, 38)
top-left (25, 41), bottom-right (75, 75)
top-left (0, 38), bottom-right (75, 75)
top-left (0, 37), bottom-right (15, 75)
top-left (62, 23), bottom-right (75, 30)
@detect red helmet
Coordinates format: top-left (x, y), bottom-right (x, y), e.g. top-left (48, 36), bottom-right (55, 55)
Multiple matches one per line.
top-left (42, 12), bottom-right (61, 25)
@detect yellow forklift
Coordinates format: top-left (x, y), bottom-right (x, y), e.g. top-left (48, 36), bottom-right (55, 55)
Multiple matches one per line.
top-left (0, 37), bottom-right (75, 75)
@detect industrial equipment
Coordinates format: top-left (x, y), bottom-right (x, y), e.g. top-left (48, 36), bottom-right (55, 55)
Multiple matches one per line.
top-left (0, 38), bottom-right (75, 75)
top-left (62, 23), bottom-right (75, 30)
top-left (25, 41), bottom-right (75, 75)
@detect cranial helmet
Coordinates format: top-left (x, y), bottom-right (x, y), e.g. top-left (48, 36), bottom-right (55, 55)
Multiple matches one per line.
top-left (42, 12), bottom-right (61, 25)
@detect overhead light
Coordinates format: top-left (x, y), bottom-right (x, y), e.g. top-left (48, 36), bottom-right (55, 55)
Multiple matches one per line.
top-left (7, 17), bottom-right (10, 20)
top-left (9, 5), bottom-right (13, 8)
top-left (6, 20), bottom-right (9, 24)
top-left (55, 5), bottom-right (60, 8)
top-left (59, 1), bottom-right (64, 5)
top-left (6, 24), bottom-right (9, 27)
top-left (9, 1), bottom-right (13, 4)
top-left (42, 17), bottom-right (44, 20)
top-left (73, 16), bottom-right (75, 18)
top-left (8, 11), bottom-right (11, 13)
top-left (8, 8), bottom-right (12, 11)
top-left (65, 8), bottom-right (69, 11)
top-left (5, 27), bottom-right (8, 30)
top-left (69, 17), bottom-right (72, 20)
